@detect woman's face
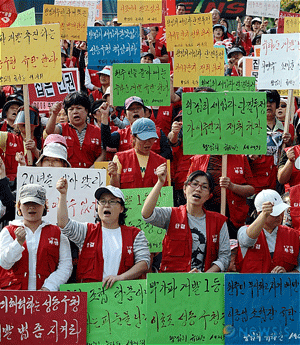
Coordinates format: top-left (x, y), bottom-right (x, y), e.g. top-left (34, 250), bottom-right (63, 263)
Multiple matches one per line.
top-left (184, 175), bottom-right (211, 207)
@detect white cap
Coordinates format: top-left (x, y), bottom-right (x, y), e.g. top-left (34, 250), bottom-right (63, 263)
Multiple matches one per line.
top-left (254, 189), bottom-right (289, 216)
top-left (94, 185), bottom-right (125, 202)
top-left (36, 143), bottom-right (71, 167)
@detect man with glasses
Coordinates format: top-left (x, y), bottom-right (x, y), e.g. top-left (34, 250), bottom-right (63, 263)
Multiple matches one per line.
top-left (142, 168), bottom-right (231, 273)
top-left (56, 179), bottom-right (150, 288)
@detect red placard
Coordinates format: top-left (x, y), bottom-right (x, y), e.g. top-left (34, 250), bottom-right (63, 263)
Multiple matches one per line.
top-left (28, 68), bottom-right (80, 111)
top-left (277, 10), bottom-right (300, 33)
top-left (0, 0), bottom-right (17, 27)
top-left (0, 291), bottom-right (87, 344)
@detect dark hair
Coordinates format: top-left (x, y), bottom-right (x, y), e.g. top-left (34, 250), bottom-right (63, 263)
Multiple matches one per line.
top-left (259, 89), bottom-right (280, 108)
top-left (220, 18), bottom-right (229, 28)
top-left (176, 3), bottom-right (186, 9)
top-left (184, 170), bottom-right (215, 193)
top-left (91, 99), bottom-right (106, 114)
top-left (194, 87), bottom-right (216, 93)
top-left (95, 200), bottom-right (128, 225)
top-left (63, 91), bottom-right (91, 114)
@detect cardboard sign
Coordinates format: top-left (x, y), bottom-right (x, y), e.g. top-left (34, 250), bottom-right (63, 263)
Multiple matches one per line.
top-left (257, 33), bottom-right (300, 90)
top-left (165, 13), bottom-right (213, 50)
top-left (173, 47), bottom-right (224, 87)
top-left (278, 10), bottom-right (300, 34)
top-left (28, 68), bottom-right (80, 111)
top-left (60, 281), bottom-right (146, 345)
top-left (147, 273), bottom-right (225, 344)
top-left (246, 0), bottom-right (280, 18)
top-left (225, 274), bottom-right (300, 344)
top-left (122, 187), bottom-right (173, 252)
top-left (118, 0), bottom-right (162, 24)
top-left (199, 76), bottom-right (256, 92)
top-left (55, 0), bottom-right (97, 27)
top-left (284, 17), bottom-right (300, 33)
top-left (16, 166), bottom-right (106, 223)
top-left (10, 8), bottom-right (36, 27)
top-left (0, 24), bottom-right (61, 86)
top-left (243, 57), bottom-right (260, 83)
top-left (112, 63), bottom-right (170, 107)
top-left (0, 291), bottom-right (87, 344)
top-left (87, 26), bottom-right (140, 69)
top-left (182, 91), bottom-right (267, 155)
top-left (43, 4), bottom-right (88, 41)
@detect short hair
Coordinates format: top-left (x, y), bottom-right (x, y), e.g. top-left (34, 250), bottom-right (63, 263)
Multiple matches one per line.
top-left (259, 89), bottom-right (280, 108)
top-left (16, 200), bottom-right (48, 217)
top-left (63, 91), bottom-right (91, 114)
top-left (194, 87), bottom-right (216, 93)
top-left (210, 8), bottom-right (220, 15)
top-left (95, 200), bottom-right (128, 225)
top-left (184, 170), bottom-right (215, 193)
top-left (91, 99), bottom-right (106, 114)
top-left (176, 3), bottom-right (186, 9)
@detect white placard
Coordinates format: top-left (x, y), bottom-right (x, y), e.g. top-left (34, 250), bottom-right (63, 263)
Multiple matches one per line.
top-left (257, 33), bottom-right (300, 90)
top-left (16, 166), bottom-right (106, 223)
top-left (55, 0), bottom-right (97, 26)
top-left (246, 0), bottom-right (280, 18)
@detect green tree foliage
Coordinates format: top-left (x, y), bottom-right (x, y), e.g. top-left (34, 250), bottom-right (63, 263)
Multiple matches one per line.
top-left (281, 0), bottom-right (300, 13)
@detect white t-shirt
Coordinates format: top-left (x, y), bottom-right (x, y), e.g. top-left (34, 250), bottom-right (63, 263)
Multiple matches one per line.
top-left (102, 226), bottom-right (122, 279)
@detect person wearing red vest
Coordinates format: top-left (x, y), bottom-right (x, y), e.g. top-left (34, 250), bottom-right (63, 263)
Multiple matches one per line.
top-left (56, 180), bottom-right (150, 288)
top-left (89, 66), bottom-right (111, 104)
top-left (45, 92), bottom-right (105, 167)
top-left (142, 168), bottom-right (231, 272)
top-left (142, 27), bottom-right (169, 63)
top-left (109, 118), bottom-right (168, 189)
top-left (236, 189), bottom-right (300, 273)
top-left (0, 184), bottom-right (72, 290)
top-left (278, 145), bottom-right (300, 189)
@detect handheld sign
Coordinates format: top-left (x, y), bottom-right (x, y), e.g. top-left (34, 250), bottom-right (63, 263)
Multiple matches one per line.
top-left (284, 17), bottom-right (300, 33)
top-left (43, 4), bottom-right (88, 41)
top-left (199, 76), bottom-right (256, 92)
top-left (10, 8), bottom-right (36, 27)
top-left (246, 0), bottom-right (280, 18)
top-left (60, 281), bottom-right (146, 345)
top-left (112, 63), bottom-right (170, 106)
top-left (278, 10), bottom-right (300, 33)
top-left (182, 91), bottom-right (267, 155)
top-left (118, 0), bottom-right (162, 24)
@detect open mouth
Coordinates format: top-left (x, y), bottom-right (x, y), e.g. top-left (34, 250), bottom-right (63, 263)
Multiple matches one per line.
top-left (192, 194), bottom-right (201, 199)
top-left (104, 210), bottom-right (111, 215)
top-left (133, 114), bottom-right (140, 119)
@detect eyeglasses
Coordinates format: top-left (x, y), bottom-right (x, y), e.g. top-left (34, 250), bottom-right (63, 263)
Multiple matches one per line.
top-left (97, 199), bottom-right (121, 206)
top-left (188, 181), bottom-right (209, 191)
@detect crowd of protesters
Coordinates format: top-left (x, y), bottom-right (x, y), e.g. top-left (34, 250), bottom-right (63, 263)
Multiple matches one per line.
top-left (1, 5), bottom-right (300, 292)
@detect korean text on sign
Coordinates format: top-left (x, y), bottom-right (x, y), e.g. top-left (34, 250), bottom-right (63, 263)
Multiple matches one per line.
top-left (118, 0), bottom-right (162, 24)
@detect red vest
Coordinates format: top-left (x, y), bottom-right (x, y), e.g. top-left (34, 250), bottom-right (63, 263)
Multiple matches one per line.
top-left (189, 154), bottom-right (251, 228)
top-left (61, 123), bottom-right (102, 168)
top-left (236, 225), bottom-right (299, 273)
top-left (90, 88), bottom-right (104, 102)
top-left (150, 106), bottom-right (173, 137)
top-left (116, 148), bottom-right (167, 189)
top-left (171, 145), bottom-right (193, 190)
top-left (0, 224), bottom-right (60, 290)
top-left (290, 184), bottom-right (300, 231)
top-left (142, 40), bottom-right (165, 57)
top-left (88, 69), bottom-right (101, 89)
top-left (284, 145), bottom-right (300, 188)
top-left (117, 126), bottom-right (161, 155)
top-left (76, 223), bottom-right (140, 283)
top-left (160, 205), bottom-right (227, 272)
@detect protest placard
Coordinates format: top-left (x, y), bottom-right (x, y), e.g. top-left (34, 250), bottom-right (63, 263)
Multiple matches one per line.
top-left (0, 290), bottom-right (87, 344)
top-left (28, 68), bottom-right (80, 111)
top-left (95, 0), bottom-right (102, 20)
top-left (225, 274), bottom-right (300, 344)
top-left (60, 281), bottom-right (146, 345)
top-left (16, 166), bottom-right (106, 223)
top-left (118, 0), bottom-right (162, 24)
top-left (0, 24), bottom-right (61, 86)
top-left (112, 63), bottom-right (170, 106)
top-left (199, 76), bottom-right (256, 92)
top-left (173, 47), bottom-right (224, 87)
top-left (10, 8), bottom-right (35, 27)
top-left (147, 273), bottom-right (225, 344)
top-left (257, 33), bottom-right (300, 90)
top-left (122, 186), bottom-right (173, 252)
top-left (243, 57), bottom-right (260, 83)
top-left (278, 10), bottom-right (300, 33)
top-left (284, 17), bottom-right (300, 33)
top-left (182, 91), bottom-right (267, 155)
top-left (43, 4), bottom-right (88, 41)
top-left (246, 0), bottom-right (280, 18)
top-left (165, 13), bottom-right (213, 51)
top-left (55, 0), bottom-right (97, 27)
top-left (87, 26), bottom-right (140, 69)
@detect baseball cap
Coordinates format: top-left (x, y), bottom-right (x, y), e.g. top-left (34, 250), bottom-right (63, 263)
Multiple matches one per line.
top-left (125, 96), bottom-right (144, 110)
top-left (44, 134), bottom-right (67, 148)
top-left (19, 184), bottom-right (46, 205)
top-left (95, 185), bottom-right (125, 202)
top-left (97, 66), bottom-right (111, 76)
top-left (35, 143), bottom-right (71, 167)
top-left (103, 87), bottom-right (110, 98)
top-left (252, 17), bottom-right (262, 24)
top-left (254, 189), bottom-right (289, 216)
top-left (141, 52), bottom-right (154, 60)
top-left (131, 118), bottom-right (158, 140)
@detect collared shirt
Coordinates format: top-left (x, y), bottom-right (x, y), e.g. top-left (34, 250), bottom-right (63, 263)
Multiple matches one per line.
top-left (57, 123), bottom-right (87, 147)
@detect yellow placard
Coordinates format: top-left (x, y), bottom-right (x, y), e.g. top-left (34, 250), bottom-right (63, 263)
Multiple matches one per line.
top-left (284, 17), bottom-right (300, 33)
top-left (278, 89), bottom-right (300, 96)
top-left (165, 13), bottom-right (213, 51)
top-left (173, 47), bottom-right (224, 87)
top-left (94, 162), bottom-right (110, 185)
top-left (117, 0), bottom-right (162, 24)
top-left (0, 24), bottom-right (61, 86)
top-left (43, 4), bottom-right (88, 41)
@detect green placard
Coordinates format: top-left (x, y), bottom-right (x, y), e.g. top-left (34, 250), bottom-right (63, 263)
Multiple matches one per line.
top-left (122, 186), bottom-right (173, 252)
top-left (60, 280), bottom-right (147, 345)
top-left (182, 91), bottom-right (267, 155)
top-left (11, 8), bottom-right (36, 27)
top-left (199, 76), bottom-right (256, 92)
top-left (112, 63), bottom-right (171, 106)
top-left (146, 273), bottom-right (225, 345)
